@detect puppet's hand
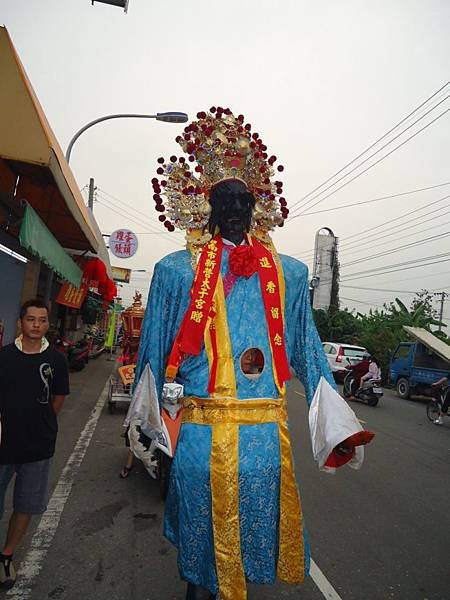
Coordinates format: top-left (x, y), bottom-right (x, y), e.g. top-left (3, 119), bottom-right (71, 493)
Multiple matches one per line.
top-left (334, 442), bottom-right (353, 456)
top-left (334, 430), bottom-right (375, 457)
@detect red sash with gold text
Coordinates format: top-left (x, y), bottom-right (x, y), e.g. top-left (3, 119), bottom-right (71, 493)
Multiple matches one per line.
top-left (251, 237), bottom-right (291, 391)
top-left (166, 235), bottom-right (291, 392)
top-left (166, 236), bottom-right (223, 379)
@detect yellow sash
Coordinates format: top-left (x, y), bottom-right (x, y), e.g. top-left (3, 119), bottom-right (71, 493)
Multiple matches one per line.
top-left (182, 396), bottom-right (305, 600)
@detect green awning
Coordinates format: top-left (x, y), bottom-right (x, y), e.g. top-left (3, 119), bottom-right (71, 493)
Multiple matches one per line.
top-left (19, 204), bottom-right (82, 287)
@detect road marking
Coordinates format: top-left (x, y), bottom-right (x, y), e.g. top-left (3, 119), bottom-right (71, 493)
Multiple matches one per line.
top-left (310, 559), bottom-right (343, 600)
top-left (7, 381), bottom-right (109, 599)
top-left (295, 389), bottom-right (355, 598)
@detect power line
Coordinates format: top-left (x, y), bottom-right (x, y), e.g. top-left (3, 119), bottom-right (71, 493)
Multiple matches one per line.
top-left (296, 203), bottom-right (450, 262)
top-left (319, 252), bottom-right (450, 287)
top-left (341, 231), bottom-right (450, 269)
top-left (97, 187), bottom-right (165, 226)
top-left (289, 106), bottom-right (450, 218)
top-left (340, 256), bottom-right (450, 283)
top-left (95, 194), bottom-right (184, 247)
top-left (340, 211), bottom-right (450, 257)
top-left (293, 193), bottom-right (450, 259)
top-left (297, 181), bottom-right (450, 216)
top-left (295, 198), bottom-right (450, 259)
top-left (340, 287), bottom-right (450, 311)
top-left (343, 251), bottom-right (450, 278)
top-left (358, 269), bottom-right (450, 287)
top-left (96, 190), bottom-right (167, 234)
top-left (339, 193), bottom-right (450, 249)
top-left (340, 296), bottom-right (387, 308)
top-left (341, 285), bottom-right (417, 293)
top-left (95, 197), bottom-right (153, 231)
top-left (96, 186), bottom-right (184, 241)
top-left (95, 197), bottom-right (183, 247)
top-left (288, 82), bottom-right (449, 215)
top-left (365, 269), bottom-right (450, 287)
top-left (292, 99), bottom-right (450, 217)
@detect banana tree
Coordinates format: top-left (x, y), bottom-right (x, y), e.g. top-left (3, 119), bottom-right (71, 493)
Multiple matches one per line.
top-left (389, 298), bottom-right (445, 331)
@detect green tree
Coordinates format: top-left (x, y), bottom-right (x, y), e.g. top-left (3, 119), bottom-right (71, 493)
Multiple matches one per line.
top-left (410, 289), bottom-right (438, 320)
top-left (355, 308), bottom-right (401, 381)
top-left (389, 296), bottom-right (443, 330)
top-left (312, 308), bottom-right (361, 344)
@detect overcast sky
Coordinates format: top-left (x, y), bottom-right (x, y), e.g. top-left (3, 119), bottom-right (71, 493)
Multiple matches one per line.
top-left (2, 0), bottom-right (449, 321)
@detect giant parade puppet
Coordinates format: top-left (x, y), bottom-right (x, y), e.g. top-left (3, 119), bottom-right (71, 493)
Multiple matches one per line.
top-left (127, 107), bottom-right (374, 600)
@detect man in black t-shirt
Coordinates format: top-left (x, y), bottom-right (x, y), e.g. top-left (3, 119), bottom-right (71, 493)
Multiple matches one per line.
top-left (0, 299), bottom-right (69, 589)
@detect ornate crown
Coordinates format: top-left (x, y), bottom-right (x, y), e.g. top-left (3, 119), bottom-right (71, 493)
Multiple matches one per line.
top-left (151, 107), bottom-right (289, 245)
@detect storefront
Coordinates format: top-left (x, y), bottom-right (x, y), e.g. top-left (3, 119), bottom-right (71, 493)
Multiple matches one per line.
top-left (0, 26), bottom-right (110, 345)
top-left (0, 232), bottom-right (27, 344)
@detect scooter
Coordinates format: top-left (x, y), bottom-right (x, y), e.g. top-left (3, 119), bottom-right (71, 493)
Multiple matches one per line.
top-left (53, 336), bottom-right (89, 371)
top-left (343, 371), bottom-right (383, 406)
top-left (87, 333), bottom-right (105, 359)
top-left (69, 339), bottom-right (90, 371)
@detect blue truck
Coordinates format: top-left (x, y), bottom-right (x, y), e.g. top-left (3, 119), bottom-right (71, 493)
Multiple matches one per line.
top-left (390, 326), bottom-right (450, 399)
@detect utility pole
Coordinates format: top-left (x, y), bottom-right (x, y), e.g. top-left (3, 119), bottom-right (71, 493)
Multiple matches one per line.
top-left (433, 291), bottom-right (449, 332)
top-left (88, 177), bottom-right (96, 213)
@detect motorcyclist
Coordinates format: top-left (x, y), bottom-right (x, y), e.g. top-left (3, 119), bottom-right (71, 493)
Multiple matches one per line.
top-left (347, 352), bottom-right (371, 398)
top-left (360, 356), bottom-right (382, 385)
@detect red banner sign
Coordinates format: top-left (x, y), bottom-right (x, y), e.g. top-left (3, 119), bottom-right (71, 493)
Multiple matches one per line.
top-left (56, 282), bottom-right (88, 309)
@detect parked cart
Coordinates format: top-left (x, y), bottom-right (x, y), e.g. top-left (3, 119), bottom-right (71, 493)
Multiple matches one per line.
top-left (107, 376), bottom-right (132, 413)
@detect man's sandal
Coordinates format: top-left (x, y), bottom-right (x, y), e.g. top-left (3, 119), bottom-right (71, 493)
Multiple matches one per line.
top-left (119, 465), bottom-right (134, 479)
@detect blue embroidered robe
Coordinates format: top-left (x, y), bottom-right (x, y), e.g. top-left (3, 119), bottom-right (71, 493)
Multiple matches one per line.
top-left (135, 245), bottom-right (334, 592)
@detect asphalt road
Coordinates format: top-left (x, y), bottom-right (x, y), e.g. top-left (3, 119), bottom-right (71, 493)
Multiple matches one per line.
top-left (1, 355), bottom-right (449, 600)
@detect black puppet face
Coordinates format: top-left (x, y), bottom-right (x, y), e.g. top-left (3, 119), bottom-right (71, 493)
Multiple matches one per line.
top-left (208, 180), bottom-right (255, 242)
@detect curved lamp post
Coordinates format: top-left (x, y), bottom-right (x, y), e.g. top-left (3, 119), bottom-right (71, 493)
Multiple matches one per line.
top-left (65, 111), bottom-right (188, 163)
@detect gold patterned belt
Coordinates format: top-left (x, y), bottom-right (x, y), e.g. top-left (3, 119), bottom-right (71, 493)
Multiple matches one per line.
top-left (182, 396), bottom-right (305, 600)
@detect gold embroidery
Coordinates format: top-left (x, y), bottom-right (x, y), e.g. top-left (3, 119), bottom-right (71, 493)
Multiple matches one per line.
top-left (182, 396), bottom-right (305, 599)
top-left (190, 310), bottom-right (203, 323)
top-left (211, 422), bottom-right (246, 599)
top-left (203, 276), bottom-right (236, 398)
top-left (266, 280), bottom-right (276, 294)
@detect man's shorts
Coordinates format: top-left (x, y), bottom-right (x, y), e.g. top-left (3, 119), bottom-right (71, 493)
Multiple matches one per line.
top-left (0, 458), bottom-right (52, 518)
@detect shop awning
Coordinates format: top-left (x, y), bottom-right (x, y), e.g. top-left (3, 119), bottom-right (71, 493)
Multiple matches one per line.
top-left (0, 27), bottom-right (100, 253)
top-left (19, 204), bottom-right (82, 287)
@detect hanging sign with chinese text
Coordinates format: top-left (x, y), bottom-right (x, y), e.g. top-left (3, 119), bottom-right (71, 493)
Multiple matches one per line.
top-left (111, 266), bottom-right (132, 283)
top-left (109, 229), bottom-right (138, 259)
top-left (56, 282), bottom-right (88, 309)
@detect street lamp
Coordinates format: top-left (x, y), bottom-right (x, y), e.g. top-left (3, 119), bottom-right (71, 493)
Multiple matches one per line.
top-left (91, 0), bottom-right (129, 12)
top-left (65, 112), bottom-right (189, 163)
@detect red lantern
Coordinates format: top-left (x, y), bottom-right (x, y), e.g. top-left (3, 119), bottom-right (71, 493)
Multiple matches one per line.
top-left (98, 277), bottom-right (117, 303)
top-left (83, 259), bottom-right (108, 285)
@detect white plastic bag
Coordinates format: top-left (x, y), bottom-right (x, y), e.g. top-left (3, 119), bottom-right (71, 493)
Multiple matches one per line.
top-left (124, 364), bottom-right (179, 459)
top-left (309, 376), bottom-right (364, 473)
top-left (123, 363), bottom-right (159, 429)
